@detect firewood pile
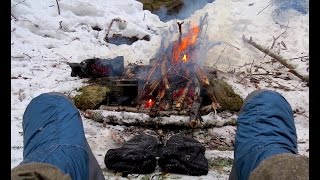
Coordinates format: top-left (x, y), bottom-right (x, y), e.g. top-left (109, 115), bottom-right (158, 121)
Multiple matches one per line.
top-left (130, 14), bottom-right (226, 127)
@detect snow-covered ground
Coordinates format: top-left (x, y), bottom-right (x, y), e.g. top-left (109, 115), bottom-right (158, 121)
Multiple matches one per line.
top-left (11, 0), bottom-right (309, 179)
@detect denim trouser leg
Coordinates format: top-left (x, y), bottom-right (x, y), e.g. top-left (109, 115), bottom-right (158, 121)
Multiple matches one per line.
top-left (21, 92), bottom-right (104, 180)
top-left (229, 90), bottom-right (298, 180)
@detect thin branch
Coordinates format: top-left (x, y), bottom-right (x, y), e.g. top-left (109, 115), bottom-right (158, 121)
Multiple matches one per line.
top-left (223, 42), bottom-right (240, 50)
top-left (177, 21), bottom-right (184, 42)
top-left (22, 53), bottom-right (32, 59)
top-left (55, 0), bottom-right (61, 15)
top-left (177, 22), bottom-right (184, 35)
top-left (59, 21), bottom-right (67, 31)
top-left (257, 3), bottom-right (272, 15)
top-left (271, 28), bottom-right (288, 50)
top-left (11, 0), bottom-right (27, 8)
top-left (289, 55), bottom-right (309, 61)
top-left (242, 35), bottom-right (309, 83)
top-left (11, 14), bottom-right (17, 20)
top-left (249, 59), bottom-right (254, 76)
top-left (212, 45), bottom-right (227, 66)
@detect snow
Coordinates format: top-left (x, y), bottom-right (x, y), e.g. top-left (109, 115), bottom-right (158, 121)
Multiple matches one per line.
top-left (11, 0), bottom-right (309, 179)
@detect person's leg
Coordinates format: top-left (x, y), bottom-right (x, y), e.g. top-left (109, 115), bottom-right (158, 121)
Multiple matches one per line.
top-left (22, 92), bottom-right (104, 180)
top-left (229, 89), bottom-right (298, 180)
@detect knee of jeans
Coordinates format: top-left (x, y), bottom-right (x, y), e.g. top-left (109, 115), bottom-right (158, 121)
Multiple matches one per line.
top-left (44, 92), bottom-right (75, 105)
top-left (43, 145), bottom-right (89, 180)
top-left (238, 90), bottom-right (290, 115)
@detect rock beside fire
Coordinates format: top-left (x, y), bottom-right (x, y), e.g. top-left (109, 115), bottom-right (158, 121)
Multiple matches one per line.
top-left (73, 84), bottom-right (110, 110)
top-left (207, 77), bottom-right (244, 112)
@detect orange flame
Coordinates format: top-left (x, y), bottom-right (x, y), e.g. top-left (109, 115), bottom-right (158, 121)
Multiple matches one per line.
top-left (172, 25), bottom-right (200, 63)
top-left (182, 54), bottom-right (187, 62)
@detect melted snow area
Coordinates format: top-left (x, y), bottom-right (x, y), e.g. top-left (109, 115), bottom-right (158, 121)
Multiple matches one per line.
top-left (11, 0), bottom-right (309, 179)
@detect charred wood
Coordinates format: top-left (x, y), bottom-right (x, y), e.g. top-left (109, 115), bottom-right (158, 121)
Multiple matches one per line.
top-left (161, 56), bottom-right (170, 90)
top-left (175, 80), bottom-right (191, 109)
top-left (194, 64), bottom-right (210, 86)
top-left (189, 75), bottom-right (203, 128)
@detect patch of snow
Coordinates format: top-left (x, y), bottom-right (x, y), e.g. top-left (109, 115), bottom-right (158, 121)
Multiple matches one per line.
top-left (11, 0), bottom-right (309, 179)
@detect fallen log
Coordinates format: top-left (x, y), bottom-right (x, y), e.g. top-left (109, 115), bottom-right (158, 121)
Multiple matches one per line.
top-left (100, 105), bottom-right (189, 116)
top-left (242, 35), bottom-right (309, 83)
top-left (84, 109), bottom-right (237, 128)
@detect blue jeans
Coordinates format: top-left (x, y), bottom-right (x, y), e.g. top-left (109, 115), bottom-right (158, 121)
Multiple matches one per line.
top-left (229, 90), bottom-right (298, 180)
top-left (21, 92), bottom-right (104, 180)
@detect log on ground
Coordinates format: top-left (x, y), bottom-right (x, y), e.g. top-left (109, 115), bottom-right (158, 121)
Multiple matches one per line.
top-left (84, 109), bottom-right (237, 128)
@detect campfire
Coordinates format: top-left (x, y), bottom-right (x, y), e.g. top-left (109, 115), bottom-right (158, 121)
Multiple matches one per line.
top-left (70, 14), bottom-right (243, 128)
top-left (134, 21), bottom-right (219, 127)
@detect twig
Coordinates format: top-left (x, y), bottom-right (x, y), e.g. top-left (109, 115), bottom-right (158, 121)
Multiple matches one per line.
top-left (11, 14), bottom-right (17, 20)
top-left (55, 0), bottom-right (60, 15)
top-left (11, 0), bottom-right (27, 8)
top-left (22, 53), bottom-right (32, 59)
top-left (161, 56), bottom-right (170, 90)
top-left (249, 59), bottom-right (254, 76)
top-left (289, 55), bottom-right (309, 61)
top-left (257, 3), bottom-right (272, 15)
top-left (104, 18), bottom-right (123, 42)
top-left (271, 29), bottom-right (288, 50)
top-left (177, 21), bottom-right (184, 42)
top-left (223, 42), bottom-right (240, 50)
top-left (212, 45), bottom-right (227, 66)
top-left (59, 21), bottom-right (67, 31)
top-left (177, 21), bottom-right (184, 35)
top-left (242, 35), bottom-right (309, 83)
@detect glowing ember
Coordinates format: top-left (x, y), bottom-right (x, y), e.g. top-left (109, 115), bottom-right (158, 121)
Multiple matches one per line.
top-left (172, 25), bottom-right (200, 63)
top-left (182, 54), bottom-right (187, 62)
top-left (144, 98), bottom-right (154, 108)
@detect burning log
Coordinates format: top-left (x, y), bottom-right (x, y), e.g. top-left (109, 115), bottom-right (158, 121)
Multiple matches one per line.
top-left (194, 64), bottom-right (210, 86)
top-left (201, 79), bottom-right (221, 115)
top-left (138, 61), bottom-right (160, 101)
top-left (175, 80), bottom-right (191, 109)
top-left (161, 56), bottom-right (170, 90)
top-left (175, 68), bottom-right (191, 109)
top-left (189, 75), bottom-right (203, 128)
top-left (157, 88), bottom-right (166, 100)
top-left (149, 79), bottom-right (161, 95)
